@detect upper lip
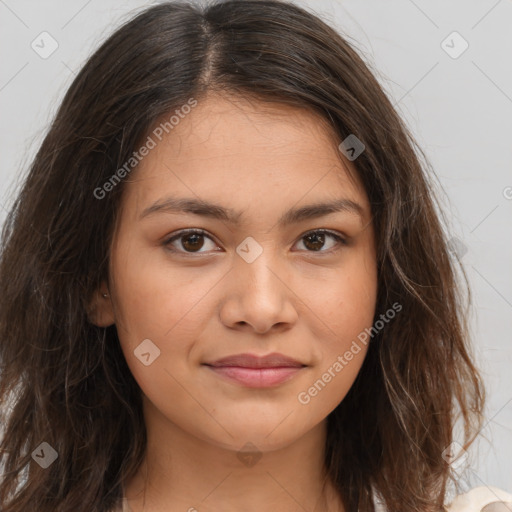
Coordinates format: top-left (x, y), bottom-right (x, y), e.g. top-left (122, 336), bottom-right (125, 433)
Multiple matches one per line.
top-left (205, 353), bottom-right (305, 369)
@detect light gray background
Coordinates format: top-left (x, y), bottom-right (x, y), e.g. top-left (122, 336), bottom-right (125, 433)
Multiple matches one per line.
top-left (1, 0), bottom-right (511, 496)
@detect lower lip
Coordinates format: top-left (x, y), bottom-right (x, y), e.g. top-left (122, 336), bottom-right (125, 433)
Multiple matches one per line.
top-left (205, 365), bottom-right (304, 388)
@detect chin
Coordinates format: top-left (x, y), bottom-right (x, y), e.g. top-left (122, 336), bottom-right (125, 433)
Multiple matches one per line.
top-left (208, 420), bottom-right (313, 453)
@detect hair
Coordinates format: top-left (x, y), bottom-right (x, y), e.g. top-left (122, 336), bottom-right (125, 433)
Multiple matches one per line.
top-left (0, 1), bottom-right (485, 511)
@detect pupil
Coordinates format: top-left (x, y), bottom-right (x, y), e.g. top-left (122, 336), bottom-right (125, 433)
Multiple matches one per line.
top-left (182, 233), bottom-right (204, 252)
top-left (305, 232), bottom-right (324, 251)
top-left (179, 232), bottom-right (326, 252)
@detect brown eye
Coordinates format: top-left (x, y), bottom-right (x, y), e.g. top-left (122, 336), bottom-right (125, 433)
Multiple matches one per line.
top-left (303, 232), bottom-right (326, 251)
top-left (164, 229), bottom-right (218, 254)
top-left (295, 230), bottom-right (346, 253)
top-left (163, 228), bottom-right (347, 256)
top-left (181, 232), bottom-right (204, 252)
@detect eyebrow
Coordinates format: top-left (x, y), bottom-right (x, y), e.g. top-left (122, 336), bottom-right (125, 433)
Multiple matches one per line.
top-left (139, 196), bottom-right (366, 226)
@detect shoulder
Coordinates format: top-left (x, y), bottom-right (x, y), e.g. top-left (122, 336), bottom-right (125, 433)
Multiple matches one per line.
top-left (373, 486), bottom-right (512, 512)
top-left (444, 486), bottom-right (512, 511)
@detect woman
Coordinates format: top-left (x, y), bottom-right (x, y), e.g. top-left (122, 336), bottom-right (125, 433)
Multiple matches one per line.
top-left (0, 1), bottom-right (510, 510)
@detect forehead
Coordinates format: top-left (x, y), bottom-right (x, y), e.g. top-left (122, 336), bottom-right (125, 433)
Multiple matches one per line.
top-left (121, 93), bottom-right (370, 220)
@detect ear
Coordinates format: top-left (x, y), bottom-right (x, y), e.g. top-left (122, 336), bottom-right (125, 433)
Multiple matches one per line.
top-left (86, 282), bottom-right (115, 327)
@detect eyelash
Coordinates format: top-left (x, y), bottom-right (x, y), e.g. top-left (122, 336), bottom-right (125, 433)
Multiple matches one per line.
top-left (162, 228), bottom-right (348, 256)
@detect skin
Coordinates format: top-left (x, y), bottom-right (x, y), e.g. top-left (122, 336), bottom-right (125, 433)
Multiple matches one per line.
top-left (89, 92), bottom-right (378, 512)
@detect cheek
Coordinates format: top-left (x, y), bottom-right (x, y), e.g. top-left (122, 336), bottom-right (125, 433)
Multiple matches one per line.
top-left (301, 255), bottom-right (377, 400)
top-left (110, 243), bottom-right (219, 341)
top-left (109, 246), bottom-right (226, 399)
top-left (313, 257), bottom-right (377, 348)
top-left (109, 248), bottom-right (230, 443)
top-left (295, 278), bottom-right (375, 420)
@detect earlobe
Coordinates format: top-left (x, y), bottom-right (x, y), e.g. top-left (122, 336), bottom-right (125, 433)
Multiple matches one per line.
top-left (86, 287), bottom-right (115, 327)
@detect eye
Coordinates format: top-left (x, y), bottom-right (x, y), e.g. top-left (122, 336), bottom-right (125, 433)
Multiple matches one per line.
top-left (163, 229), bottom-right (220, 254)
top-left (163, 228), bottom-right (347, 255)
top-left (293, 229), bottom-right (347, 253)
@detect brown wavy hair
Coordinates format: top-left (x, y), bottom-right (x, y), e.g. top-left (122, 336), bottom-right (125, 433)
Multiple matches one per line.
top-left (0, 1), bottom-right (485, 511)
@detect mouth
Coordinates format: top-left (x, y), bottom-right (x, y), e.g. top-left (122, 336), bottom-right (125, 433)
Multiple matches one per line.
top-left (202, 353), bottom-right (307, 388)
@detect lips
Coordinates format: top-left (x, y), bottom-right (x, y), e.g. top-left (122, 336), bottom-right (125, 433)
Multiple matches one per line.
top-left (203, 353), bottom-right (306, 388)
top-left (205, 352), bottom-right (305, 369)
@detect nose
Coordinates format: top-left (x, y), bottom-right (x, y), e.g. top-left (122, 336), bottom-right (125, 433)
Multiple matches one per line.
top-left (219, 246), bottom-right (299, 335)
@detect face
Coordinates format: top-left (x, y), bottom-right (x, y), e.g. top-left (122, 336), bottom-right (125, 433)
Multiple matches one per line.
top-left (92, 93), bottom-right (378, 453)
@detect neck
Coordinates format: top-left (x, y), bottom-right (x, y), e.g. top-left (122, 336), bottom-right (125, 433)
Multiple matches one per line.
top-left (121, 397), bottom-right (344, 512)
